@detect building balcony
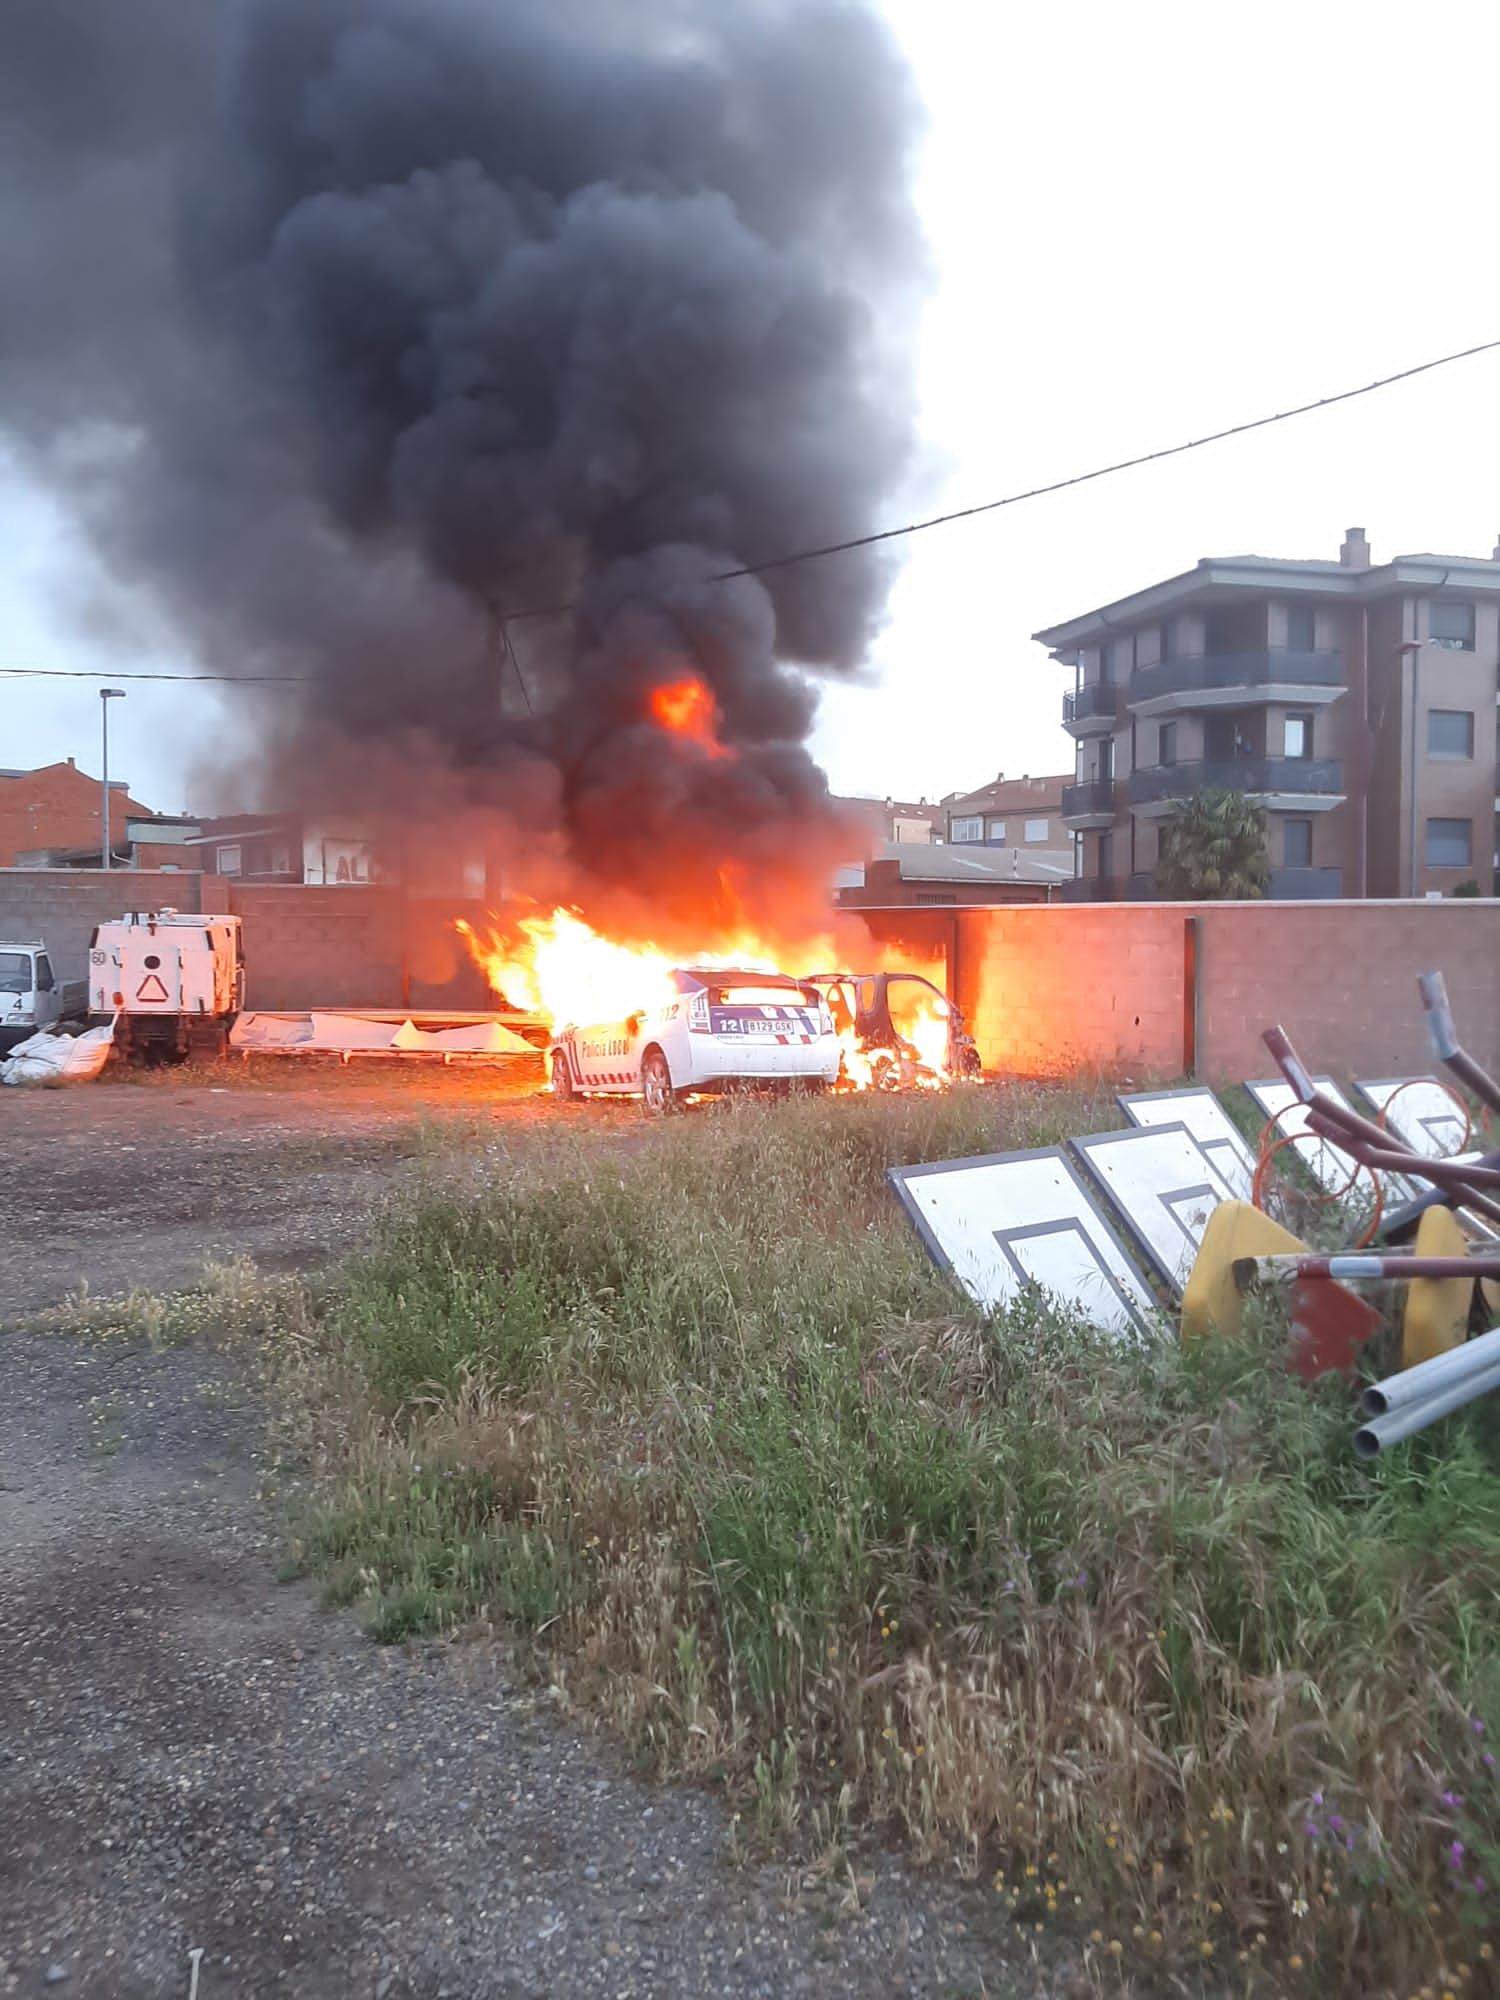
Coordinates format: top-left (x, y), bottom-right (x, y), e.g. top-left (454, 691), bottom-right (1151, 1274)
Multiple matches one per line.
top-left (1128, 650), bottom-right (1345, 716)
top-left (1127, 866), bottom-right (1344, 900)
top-left (1270, 866), bottom-right (1343, 899)
top-left (1061, 777), bottom-right (1118, 829)
top-left (1057, 875), bottom-right (1116, 902)
top-left (1062, 680), bottom-right (1123, 736)
top-left (1127, 757), bottom-right (1345, 816)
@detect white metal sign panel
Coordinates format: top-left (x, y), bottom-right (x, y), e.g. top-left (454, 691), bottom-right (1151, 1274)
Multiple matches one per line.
top-left (1356, 1078), bottom-right (1473, 1163)
top-left (1244, 1076), bottom-right (1416, 1202)
top-left (1118, 1088), bottom-right (1256, 1201)
top-left (1071, 1123), bottom-right (1238, 1294)
top-left (887, 1148), bottom-right (1155, 1342)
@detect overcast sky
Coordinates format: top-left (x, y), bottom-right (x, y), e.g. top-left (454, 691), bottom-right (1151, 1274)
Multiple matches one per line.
top-left (5, 0), bottom-right (1500, 812)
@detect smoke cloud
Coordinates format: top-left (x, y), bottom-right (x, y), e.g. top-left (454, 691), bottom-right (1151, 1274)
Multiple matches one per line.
top-left (0, 0), bottom-right (925, 933)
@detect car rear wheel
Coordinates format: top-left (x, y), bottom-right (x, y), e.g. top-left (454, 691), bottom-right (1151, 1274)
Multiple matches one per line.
top-left (550, 1049), bottom-right (578, 1102)
top-left (640, 1047), bottom-right (676, 1115)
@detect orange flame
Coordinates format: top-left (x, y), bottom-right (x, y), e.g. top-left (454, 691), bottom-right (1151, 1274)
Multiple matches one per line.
top-left (649, 676), bottom-right (730, 758)
top-left (456, 907), bottom-right (963, 1091)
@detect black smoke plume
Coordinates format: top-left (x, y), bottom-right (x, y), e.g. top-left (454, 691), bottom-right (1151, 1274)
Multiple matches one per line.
top-left (0, 0), bottom-right (925, 932)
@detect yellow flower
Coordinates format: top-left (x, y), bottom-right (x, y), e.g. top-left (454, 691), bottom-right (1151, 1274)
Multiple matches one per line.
top-left (1033, 1923), bottom-right (1043, 1934)
top-left (1047, 1851), bottom-right (1058, 1864)
top-left (913, 1745), bottom-right (924, 1757)
top-left (1288, 1954), bottom-right (1304, 1972)
top-left (1108, 1940), bottom-right (1123, 1957)
top-left (1208, 1900), bottom-right (1222, 1915)
top-left (1132, 1926), bottom-right (1145, 1940)
top-left (1200, 1942), bottom-right (1214, 1958)
top-left (1105, 1836), bottom-right (1117, 1849)
top-left (1024, 1865), bottom-right (1037, 1878)
top-left (1149, 1930), bottom-right (1162, 1945)
top-left (1090, 1929), bottom-right (1104, 1945)
top-left (880, 1626), bottom-right (890, 1638)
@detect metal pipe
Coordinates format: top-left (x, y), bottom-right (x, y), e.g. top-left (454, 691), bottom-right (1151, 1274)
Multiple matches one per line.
top-left (1237, 1253), bottom-right (1500, 1286)
top-left (1361, 1322), bottom-right (1500, 1417)
top-left (1419, 971), bottom-right (1500, 1119)
top-left (1354, 1353), bottom-right (1500, 1457)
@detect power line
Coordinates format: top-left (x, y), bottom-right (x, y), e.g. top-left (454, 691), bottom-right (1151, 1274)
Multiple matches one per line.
top-left (4, 331), bottom-right (1497, 683)
top-left (0, 664), bottom-right (313, 683)
top-left (709, 334), bottom-right (1500, 585)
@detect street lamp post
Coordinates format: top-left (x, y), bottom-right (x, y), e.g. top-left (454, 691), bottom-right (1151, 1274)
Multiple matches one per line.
top-left (100, 688), bottom-right (125, 870)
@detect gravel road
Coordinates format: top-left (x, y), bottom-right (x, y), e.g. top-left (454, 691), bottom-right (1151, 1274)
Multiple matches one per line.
top-left (0, 1327), bottom-right (1081, 1999)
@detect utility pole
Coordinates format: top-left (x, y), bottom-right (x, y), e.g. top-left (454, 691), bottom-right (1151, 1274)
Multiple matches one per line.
top-left (99, 687), bottom-right (125, 869)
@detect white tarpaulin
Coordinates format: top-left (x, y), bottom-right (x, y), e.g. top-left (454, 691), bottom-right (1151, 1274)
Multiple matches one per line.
top-left (230, 1012), bottom-right (538, 1058)
top-left (887, 1148), bottom-right (1155, 1342)
top-left (1, 1019), bottom-right (115, 1086)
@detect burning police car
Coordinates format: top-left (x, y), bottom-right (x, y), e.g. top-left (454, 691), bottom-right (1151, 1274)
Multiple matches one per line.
top-left (549, 966), bottom-right (840, 1109)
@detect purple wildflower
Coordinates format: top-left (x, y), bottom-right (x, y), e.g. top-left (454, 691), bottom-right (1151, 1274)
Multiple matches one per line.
top-left (1328, 1814), bottom-right (1343, 1832)
top-left (1475, 1877), bottom-right (1486, 1893)
top-left (1440, 1791), bottom-right (1462, 1809)
top-left (1304, 1821), bottom-right (1319, 1841)
top-left (1485, 1753), bottom-right (1496, 1772)
top-left (1449, 1841), bottom-right (1465, 1869)
top-left (1345, 1834), bottom-right (1356, 1854)
top-left (1474, 1720), bottom-right (1488, 1735)
top-left (1076, 1571), bottom-right (1088, 1587)
top-left (1311, 1792), bottom-right (1324, 1807)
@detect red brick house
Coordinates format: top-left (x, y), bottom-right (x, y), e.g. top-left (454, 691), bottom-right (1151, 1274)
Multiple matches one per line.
top-left (0, 760), bottom-right (154, 868)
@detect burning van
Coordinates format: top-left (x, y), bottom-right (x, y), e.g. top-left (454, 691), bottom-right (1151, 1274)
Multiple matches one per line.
top-left (550, 966), bottom-right (840, 1110)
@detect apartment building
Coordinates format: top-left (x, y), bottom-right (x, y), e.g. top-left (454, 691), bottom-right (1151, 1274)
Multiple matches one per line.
top-left (942, 771), bottom-right (1072, 848)
top-left (1037, 528), bottom-right (1500, 900)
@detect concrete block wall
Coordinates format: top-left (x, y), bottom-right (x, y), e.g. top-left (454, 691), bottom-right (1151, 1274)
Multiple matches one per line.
top-left (954, 904), bottom-right (1186, 1078)
top-left (1192, 901), bottom-right (1500, 1081)
top-left (943, 898), bottom-right (1500, 1085)
top-left (0, 869), bottom-right (204, 983)
top-left (224, 885), bottom-right (494, 1011)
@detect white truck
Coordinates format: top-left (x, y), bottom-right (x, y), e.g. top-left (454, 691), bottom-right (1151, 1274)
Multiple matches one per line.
top-left (0, 941), bottom-right (88, 1054)
top-left (89, 911), bottom-right (244, 1060)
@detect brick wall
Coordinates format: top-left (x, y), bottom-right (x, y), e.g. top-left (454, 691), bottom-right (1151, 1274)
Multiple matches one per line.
top-left (0, 869), bottom-right (205, 983)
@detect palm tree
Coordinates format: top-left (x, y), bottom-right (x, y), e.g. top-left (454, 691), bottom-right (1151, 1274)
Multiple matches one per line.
top-left (1154, 788), bottom-right (1270, 900)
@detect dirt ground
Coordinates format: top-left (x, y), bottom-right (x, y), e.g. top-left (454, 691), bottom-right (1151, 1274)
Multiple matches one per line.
top-left (0, 1059), bottom-right (563, 1317)
top-left (0, 1061), bottom-right (1087, 2000)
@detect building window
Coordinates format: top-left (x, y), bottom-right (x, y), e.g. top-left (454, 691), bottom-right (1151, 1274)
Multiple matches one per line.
top-left (1426, 818), bottom-right (1473, 868)
top-left (1024, 818), bottom-right (1049, 843)
top-left (1285, 604), bottom-right (1316, 652)
top-left (950, 816), bottom-right (983, 843)
top-left (1430, 601), bottom-right (1476, 650)
top-left (216, 844), bottom-right (242, 876)
top-left (1284, 819), bottom-right (1313, 869)
top-left (1284, 713), bottom-right (1313, 759)
top-left (1159, 721), bottom-right (1178, 767)
top-left (988, 820), bottom-right (1006, 842)
top-left (1204, 609), bottom-right (1234, 657)
top-left (269, 842), bottom-right (293, 874)
top-left (1160, 618), bottom-right (1177, 661)
top-left (1428, 709), bottom-right (1475, 759)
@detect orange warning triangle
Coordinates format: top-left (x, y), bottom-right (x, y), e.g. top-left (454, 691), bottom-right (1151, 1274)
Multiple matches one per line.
top-left (135, 972), bottom-right (170, 1003)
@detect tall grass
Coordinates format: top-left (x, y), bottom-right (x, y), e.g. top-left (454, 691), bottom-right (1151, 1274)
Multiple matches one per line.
top-left (284, 1084), bottom-right (1500, 1989)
